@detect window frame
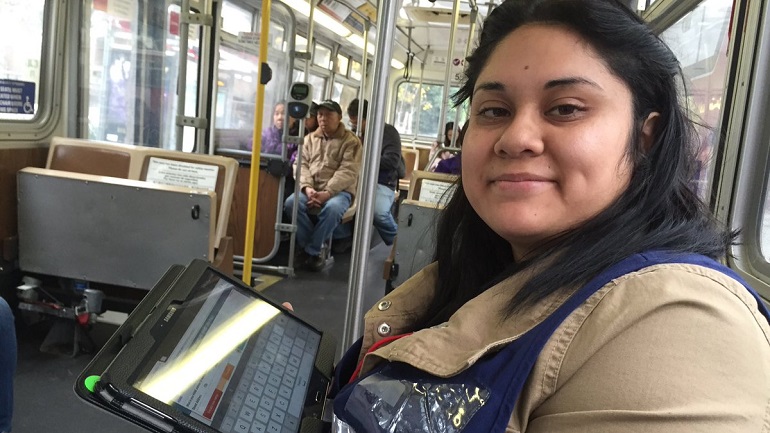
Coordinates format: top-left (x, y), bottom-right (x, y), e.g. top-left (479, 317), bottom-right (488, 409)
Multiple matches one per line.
top-left (0, 0), bottom-right (63, 141)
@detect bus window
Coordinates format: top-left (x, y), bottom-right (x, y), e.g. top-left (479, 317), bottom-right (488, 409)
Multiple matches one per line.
top-left (269, 22), bottom-right (286, 51)
top-left (214, 6), bottom-right (293, 154)
top-left (332, 81), bottom-right (359, 126)
top-left (336, 54), bottom-right (350, 76)
top-left (221, 1), bottom-right (253, 34)
top-left (350, 59), bottom-right (362, 81)
top-left (0, 0), bottom-right (46, 122)
top-left (660, 0), bottom-right (733, 200)
top-left (393, 82), bottom-right (468, 139)
top-left (82, 1), bottom-right (201, 150)
top-left (313, 43), bottom-right (333, 69)
top-left (296, 35), bottom-right (308, 53)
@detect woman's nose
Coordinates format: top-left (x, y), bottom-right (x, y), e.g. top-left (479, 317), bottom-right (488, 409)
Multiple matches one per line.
top-left (493, 110), bottom-right (545, 158)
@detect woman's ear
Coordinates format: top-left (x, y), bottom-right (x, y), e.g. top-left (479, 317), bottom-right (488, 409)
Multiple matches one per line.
top-left (641, 112), bottom-right (660, 153)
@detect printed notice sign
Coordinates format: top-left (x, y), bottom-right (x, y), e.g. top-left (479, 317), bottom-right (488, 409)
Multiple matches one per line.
top-left (107, 0), bottom-right (134, 20)
top-left (418, 179), bottom-right (456, 205)
top-left (0, 79), bottom-right (35, 114)
top-left (146, 157), bottom-right (219, 191)
top-left (237, 32), bottom-right (260, 45)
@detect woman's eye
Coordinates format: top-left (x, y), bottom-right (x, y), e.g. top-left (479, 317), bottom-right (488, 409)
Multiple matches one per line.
top-left (477, 107), bottom-right (509, 118)
top-left (547, 104), bottom-right (584, 118)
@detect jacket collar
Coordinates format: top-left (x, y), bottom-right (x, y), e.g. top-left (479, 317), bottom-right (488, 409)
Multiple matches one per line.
top-left (360, 261), bottom-right (578, 377)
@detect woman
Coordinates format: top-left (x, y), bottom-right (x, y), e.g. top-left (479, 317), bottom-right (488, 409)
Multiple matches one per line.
top-left (257, 101), bottom-right (297, 157)
top-left (434, 121), bottom-right (467, 175)
top-left (428, 121), bottom-right (457, 170)
top-left (330, 0), bottom-right (770, 432)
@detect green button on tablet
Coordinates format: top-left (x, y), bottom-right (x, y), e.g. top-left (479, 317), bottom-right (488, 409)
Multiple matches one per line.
top-left (84, 375), bottom-right (100, 393)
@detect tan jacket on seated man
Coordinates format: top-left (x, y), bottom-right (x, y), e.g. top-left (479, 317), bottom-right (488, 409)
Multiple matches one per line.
top-left (285, 99), bottom-right (362, 271)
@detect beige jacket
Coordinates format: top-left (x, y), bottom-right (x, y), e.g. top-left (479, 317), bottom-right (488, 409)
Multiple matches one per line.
top-left (298, 123), bottom-right (361, 198)
top-left (356, 262), bottom-right (770, 432)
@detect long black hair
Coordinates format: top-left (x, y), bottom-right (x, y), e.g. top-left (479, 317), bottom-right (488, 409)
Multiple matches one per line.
top-left (420, 0), bottom-right (734, 327)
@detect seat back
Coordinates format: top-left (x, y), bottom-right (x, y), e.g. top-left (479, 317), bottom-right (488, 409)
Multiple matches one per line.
top-left (399, 148), bottom-right (420, 191)
top-left (137, 150), bottom-right (238, 248)
top-left (18, 168), bottom-right (216, 289)
top-left (47, 137), bottom-right (134, 178)
top-left (47, 137), bottom-right (238, 250)
top-left (406, 170), bottom-right (459, 206)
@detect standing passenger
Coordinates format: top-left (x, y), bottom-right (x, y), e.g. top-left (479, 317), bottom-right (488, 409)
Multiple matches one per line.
top-left (330, 0), bottom-right (770, 431)
top-left (333, 98), bottom-right (401, 249)
top-left (284, 100), bottom-right (361, 271)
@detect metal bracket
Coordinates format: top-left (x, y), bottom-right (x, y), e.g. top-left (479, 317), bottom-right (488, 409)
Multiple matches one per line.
top-left (293, 50), bottom-right (312, 61)
top-left (276, 223), bottom-right (296, 233)
top-left (182, 11), bottom-right (214, 26)
top-left (176, 115), bottom-right (208, 128)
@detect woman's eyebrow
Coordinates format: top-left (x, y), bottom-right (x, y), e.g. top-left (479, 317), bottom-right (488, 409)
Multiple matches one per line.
top-left (544, 76), bottom-right (603, 90)
top-left (473, 81), bottom-right (505, 96)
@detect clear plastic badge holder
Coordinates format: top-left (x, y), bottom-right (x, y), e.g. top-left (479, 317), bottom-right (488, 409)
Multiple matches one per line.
top-left (336, 369), bottom-right (489, 433)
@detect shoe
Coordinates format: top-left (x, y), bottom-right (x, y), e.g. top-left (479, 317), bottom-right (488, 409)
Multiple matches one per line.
top-left (331, 237), bottom-right (353, 254)
top-left (306, 254), bottom-right (326, 272)
top-left (294, 250), bottom-right (310, 270)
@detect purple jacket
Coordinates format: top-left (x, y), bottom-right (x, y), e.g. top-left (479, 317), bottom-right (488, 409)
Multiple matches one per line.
top-left (434, 154), bottom-right (461, 175)
top-left (257, 125), bottom-right (298, 163)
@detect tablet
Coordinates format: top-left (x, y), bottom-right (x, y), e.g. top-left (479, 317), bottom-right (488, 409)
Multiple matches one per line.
top-left (91, 260), bottom-right (335, 433)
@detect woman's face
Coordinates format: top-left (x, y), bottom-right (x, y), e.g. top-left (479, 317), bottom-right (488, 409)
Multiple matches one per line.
top-left (273, 103), bottom-right (286, 129)
top-left (463, 24), bottom-right (636, 260)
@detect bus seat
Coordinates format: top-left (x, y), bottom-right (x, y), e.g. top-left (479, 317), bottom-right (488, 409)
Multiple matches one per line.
top-left (17, 167), bottom-right (217, 289)
top-left (47, 137), bottom-right (133, 178)
top-left (47, 137), bottom-right (238, 253)
top-left (385, 171), bottom-right (458, 288)
top-left (137, 149), bottom-right (238, 251)
top-left (398, 148), bottom-right (420, 192)
top-left (407, 170), bottom-right (459, 203)
top-left (341, 196), bottom-right (357, 224)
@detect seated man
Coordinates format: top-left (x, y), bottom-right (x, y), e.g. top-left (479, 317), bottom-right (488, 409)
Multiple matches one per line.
top-left (284, 100), bottom-right (362, 271)
top-left (335, 99), bottom-right (401, 249)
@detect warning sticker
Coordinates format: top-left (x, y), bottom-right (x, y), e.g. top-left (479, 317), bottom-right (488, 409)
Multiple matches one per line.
top-left (146, 157), bottom-right (219, 191)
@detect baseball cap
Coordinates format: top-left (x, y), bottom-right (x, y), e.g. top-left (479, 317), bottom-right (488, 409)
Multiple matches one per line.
top-left (308, 101), bottom-right (319, 117)
top-left (317, 99), bottom-right (342, 115)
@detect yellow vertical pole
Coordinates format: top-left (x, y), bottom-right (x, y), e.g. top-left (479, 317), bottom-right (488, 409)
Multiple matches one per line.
top-left (242, 0), bottom-right (272, 285)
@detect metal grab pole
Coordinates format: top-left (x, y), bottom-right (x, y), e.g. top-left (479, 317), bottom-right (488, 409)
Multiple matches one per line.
top-left (288, 0), bottom-right (316, 274)
top-left (242, 0), bottom-right (273, 285)
top-left (437, 0), bottom-right (462, 144)
top-left (176, 0), bottom-right (192, 150)
top-left (450, 6), bottom-right (478, 149)
top-left (411, 50), bottom-right (427, 145)
top-left (341, 0), bottom-right (400, 353)
top-left (356, 22), bottom-right (370, 136)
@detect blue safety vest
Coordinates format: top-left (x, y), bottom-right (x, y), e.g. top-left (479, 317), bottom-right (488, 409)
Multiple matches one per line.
top-left (331, 252), bottom-right (770, 433)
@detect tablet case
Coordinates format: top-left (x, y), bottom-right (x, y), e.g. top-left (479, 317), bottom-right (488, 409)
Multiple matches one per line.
top-left (75, 264), bottom-right (186, 433)
top-left (75, 262), bottom-right (335, 433)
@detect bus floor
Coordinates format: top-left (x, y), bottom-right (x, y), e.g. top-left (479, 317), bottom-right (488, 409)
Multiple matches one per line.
top-left (11, 242), bottom-right (391, 433)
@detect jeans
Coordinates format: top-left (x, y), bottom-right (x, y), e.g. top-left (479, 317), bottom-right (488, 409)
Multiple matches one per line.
top-left (333, 184), bottom-right (397, 245)
top-left (285, 191), bottom-right (352, 256)
top-left (0, 298), bottom-right (16, 433)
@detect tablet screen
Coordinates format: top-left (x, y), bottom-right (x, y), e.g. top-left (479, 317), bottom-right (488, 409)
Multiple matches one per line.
top-left (132, 269), bottom-right (321, 433)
